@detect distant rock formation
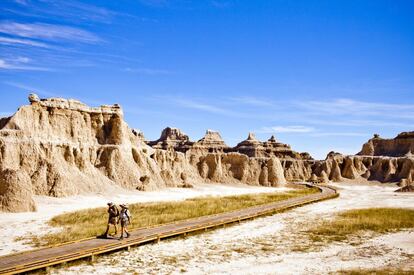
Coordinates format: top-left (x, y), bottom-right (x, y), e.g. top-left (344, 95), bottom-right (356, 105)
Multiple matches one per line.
top-left (358, 132), bottom-right (414, 157)
top-left (187, 130), bottom-right (229, 155)
top-left (148, 127), bottom-right (193, 152)
top-left (233, 132), bottom-right (264, 157)
top-left (149, 130), bottom-right (313, 160)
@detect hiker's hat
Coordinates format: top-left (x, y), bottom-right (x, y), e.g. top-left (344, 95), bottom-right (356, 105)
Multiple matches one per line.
top-left (107, 202), bottom-right (114, 206)
top-left (120, 204), bottom-right (128, 209)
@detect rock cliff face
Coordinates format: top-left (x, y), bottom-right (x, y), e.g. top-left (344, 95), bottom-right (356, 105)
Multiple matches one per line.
top-left (1, 95), bottom-right (414, 212)
top-left (309, 154), bottom-right (414, 185)
top-left (0, 95), bottom-right (201, 212)
top-left (358, 132), bottom-right (414, 157)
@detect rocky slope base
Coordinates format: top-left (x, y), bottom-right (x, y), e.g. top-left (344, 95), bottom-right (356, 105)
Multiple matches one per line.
top-left (0, 94), bottom-right (413, 212)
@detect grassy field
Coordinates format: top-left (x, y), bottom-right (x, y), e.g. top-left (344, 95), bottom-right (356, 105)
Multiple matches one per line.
top-left (32, 187), bottom-right (318, 246)
top-left (308, 208), bottom-right (414, 242)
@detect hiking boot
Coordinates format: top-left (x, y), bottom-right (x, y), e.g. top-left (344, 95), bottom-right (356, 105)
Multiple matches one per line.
top-left (126, 233), bottom-right (130, 238)
top-left (119, 235), bottom-right (124, 240)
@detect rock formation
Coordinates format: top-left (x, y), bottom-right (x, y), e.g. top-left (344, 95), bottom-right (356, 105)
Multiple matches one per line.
top-left (188, 130), bottom-right (229, 154)
top-left (1, 94), bottom-right (413, 213)
top-left (147, 127), bottom-right (193, 152)
top-left (149, 130), bottom-right (313, 160)
top-left (358, 132), bottom-right (414, 157)
top-left (0, 94), bottom-right (202, 212)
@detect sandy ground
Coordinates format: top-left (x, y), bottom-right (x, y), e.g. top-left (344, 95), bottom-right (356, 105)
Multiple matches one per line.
top-left (50, 183), bottom-right (414, 275)
top-left (0, 183), bottom-right (284, 256)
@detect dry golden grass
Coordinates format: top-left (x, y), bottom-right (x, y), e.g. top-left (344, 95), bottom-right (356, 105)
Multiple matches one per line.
top-left (308, 208), bottom-right (414, 242)
top-left (337, 267), bottom-right (414, 275)
top-left (32, 187), bottom-right (318, 246)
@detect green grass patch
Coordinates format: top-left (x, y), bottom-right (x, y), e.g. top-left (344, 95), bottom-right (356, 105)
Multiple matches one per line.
top-left (32, 187), bottom-right (318, 246)
top-left (308, 208), bottom-right (414, 242)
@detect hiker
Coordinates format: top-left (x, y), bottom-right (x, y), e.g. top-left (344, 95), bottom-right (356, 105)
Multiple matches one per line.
top-left (119, 204), bottom-right (132, 240)
top-left (103, 202), bottom-right (119, 238)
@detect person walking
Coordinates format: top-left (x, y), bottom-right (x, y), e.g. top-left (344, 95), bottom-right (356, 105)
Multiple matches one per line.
top-left (119, 204), bottom-right (132, 240)
top-left (103, 202), bottom-right (119, 238)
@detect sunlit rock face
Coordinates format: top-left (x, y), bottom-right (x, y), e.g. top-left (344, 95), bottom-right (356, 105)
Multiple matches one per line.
top-left (147, 127), bottom-right (193, 152)
top-left (0, 94), bottom-right (202, 212)
top-left (233, 133), bottom-right (313, 160)
top-left (2, 94), bottom-right (414, 212)
top-left (358, 132), bottom-right (414, 157)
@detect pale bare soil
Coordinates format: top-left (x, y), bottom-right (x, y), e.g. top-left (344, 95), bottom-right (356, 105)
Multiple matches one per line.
top-left (54, 183), bottom-right (414, 275)
top-left (0, 183), bottom-right (285, 256)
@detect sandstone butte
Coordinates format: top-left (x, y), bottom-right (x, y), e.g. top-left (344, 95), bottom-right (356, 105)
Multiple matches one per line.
top-left (0, 94), bottom-right (413, 212)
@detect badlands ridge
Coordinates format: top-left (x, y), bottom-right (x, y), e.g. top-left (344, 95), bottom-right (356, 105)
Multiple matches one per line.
top-left (0, 94), bottom-right (413, 212)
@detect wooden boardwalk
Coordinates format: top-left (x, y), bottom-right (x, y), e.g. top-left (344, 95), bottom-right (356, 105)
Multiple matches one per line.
top-left (0, 185), bottom-right (337, 274)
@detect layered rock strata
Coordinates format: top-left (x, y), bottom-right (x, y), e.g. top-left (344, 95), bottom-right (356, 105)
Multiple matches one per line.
top-left (147, 127), bottom-right (193, 152)
top-left (0, 95), bottom-right (201, 212)
top-left (1, 94), bottom-right (413, 212)
top-left (149, 130), bottom-right (312, 160)
top-left (358, 132), bottom-right (414, 157)
top-left (234, 133), bottom-right (312, 160)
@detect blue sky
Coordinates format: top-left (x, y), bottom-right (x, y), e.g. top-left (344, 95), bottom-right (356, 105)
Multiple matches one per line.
top-left (0, 0), bottom-right (413, 159)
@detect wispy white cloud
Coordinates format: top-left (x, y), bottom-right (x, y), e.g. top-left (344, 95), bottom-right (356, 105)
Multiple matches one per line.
top-left (123, 67), bottom-right (173, 75)
top-left (0, 22), bottom-right (101, 43)
top-left (3, 81), bottom-right (58, 97)
top-left (309, 132), bottom-right (369, 137)
top-left (0, 58), bottom-right (52, 71)
top-left (174, 98), bottom-right (238, 116)
top-left (0, 36), bottom-right (50, 48)
top-left (7, 0), bottom-right (116, 24)
top-left (227, 96), bottom-right (274, 107)
top-left (13, 0), bottom-right (28, 5)
top-left (295, 118), bottom-right (414, 128)
top-left (3, 81), bottom-right (105, 106)
top-left (138, 0), bottom-right (168, 7)
top-left (258, 125), bottom-right (315, 133)
top-left (298, 98), bottom-right (414, 117)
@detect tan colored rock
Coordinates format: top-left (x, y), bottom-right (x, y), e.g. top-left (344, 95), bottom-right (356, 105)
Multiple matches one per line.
top-left (358, 132), bottom-right (414, 157)
top-left (319, 170), bottom-right (329, 183)
top-left (148, 127), bottom-right (193, 152)
top-left (233, 133), bottom-right (312, 160)
top-left (0, 169), bottom-right (36, 212)
top-left (329, 159), bottom-right (343, 182)
top-left (28, 93), bottom-right (40, 103)
top-left (234, 132), bottom-right (264, 157)
top-left (268, 157), bottom-right (286, 186)
top-left (395, 184), bottom-right (414, 192)
top-left (0, 95), bottom-right (204, 212)
top-left (2, 95), bottom-right (414, 212)
top-left (342, 157), bottom-right (359, 179)
top-left (189, 130), bottom-right (229, 155)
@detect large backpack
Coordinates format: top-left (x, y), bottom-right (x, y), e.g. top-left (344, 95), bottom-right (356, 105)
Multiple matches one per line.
top-left (112, 206), bottom-right (120, 217)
